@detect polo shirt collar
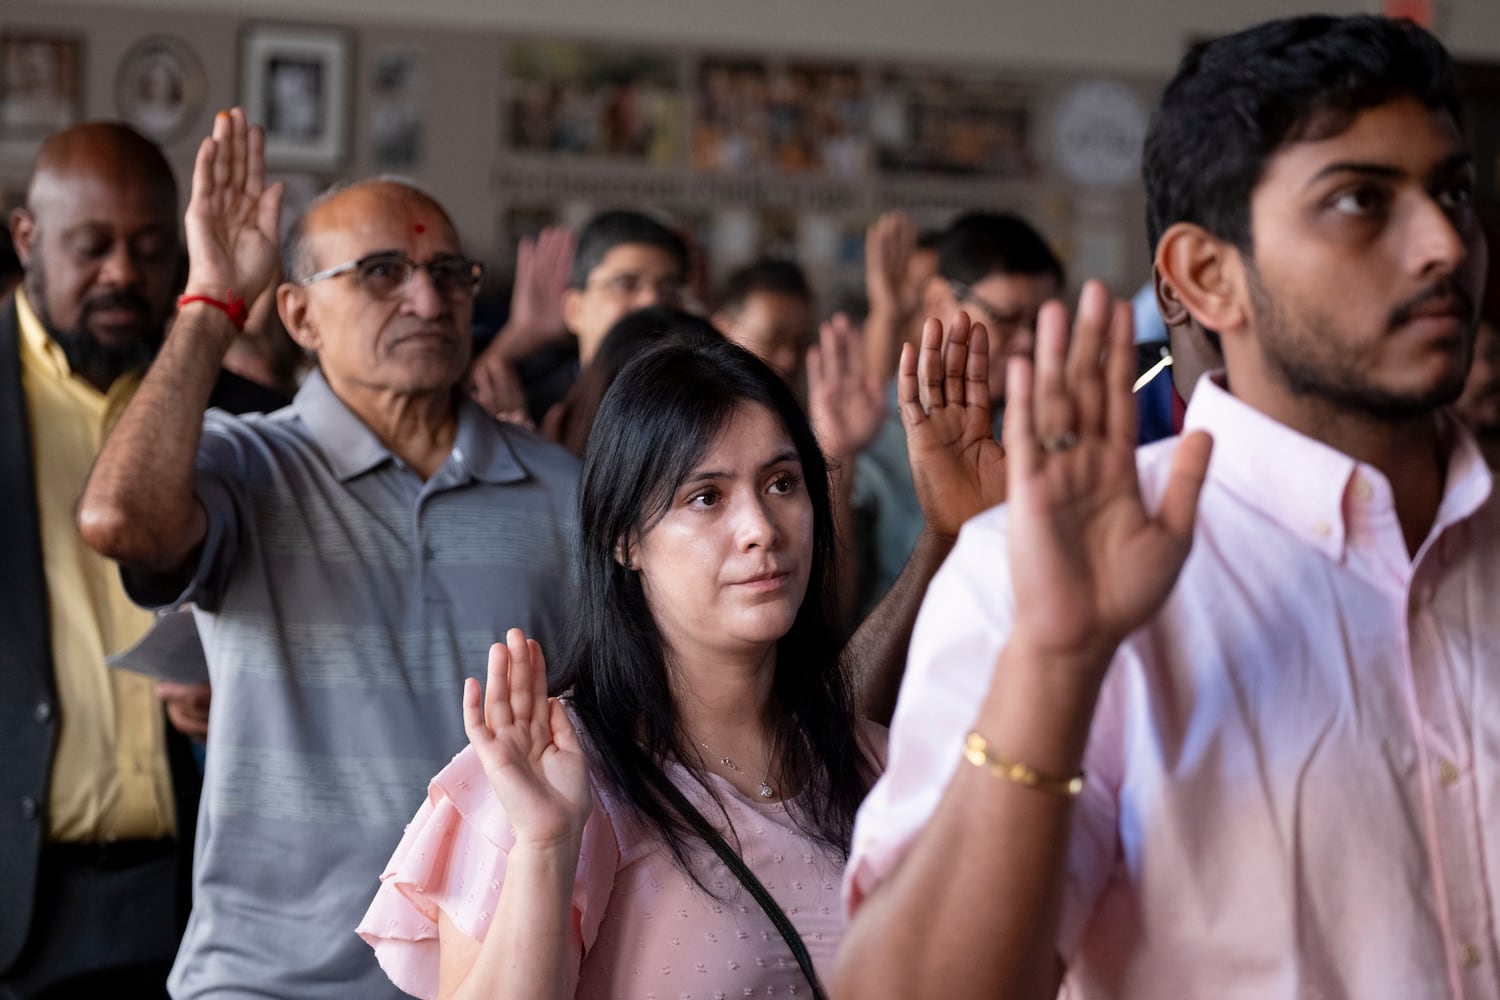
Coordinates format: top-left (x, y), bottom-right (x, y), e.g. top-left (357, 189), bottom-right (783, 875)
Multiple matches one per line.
top-left (293, 369), bottom-right (396, 482)
top-left (1183, 373), bottom-right (1493, 562)
top-left (293, 368), bottom-right (528, 485)
top-left (450, 395), bottom-right (527, 486)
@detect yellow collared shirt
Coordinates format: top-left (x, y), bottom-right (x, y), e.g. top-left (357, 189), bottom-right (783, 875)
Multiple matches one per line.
top-left (17, 289), bottom-right (175, 843)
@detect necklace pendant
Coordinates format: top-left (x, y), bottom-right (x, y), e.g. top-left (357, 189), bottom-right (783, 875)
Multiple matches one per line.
top-left (759, 782), bottom-right (775, 799)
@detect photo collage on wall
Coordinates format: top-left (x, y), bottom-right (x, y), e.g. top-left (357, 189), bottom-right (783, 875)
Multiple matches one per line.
top-left (495, 39), bottom-right (1074, 311)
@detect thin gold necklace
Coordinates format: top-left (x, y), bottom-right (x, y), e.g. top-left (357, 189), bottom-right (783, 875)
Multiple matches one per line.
top-left (699, 741), bottom-right (776, 799)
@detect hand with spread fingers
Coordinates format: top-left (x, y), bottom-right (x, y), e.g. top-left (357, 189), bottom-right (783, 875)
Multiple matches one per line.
top-left (807, 312), bottom-right (885, 462)
top-left (898, 310), bottom-right (1009, 540)
top-left (182, 108), bottom-right (284, 312)
top-left (463, 629), bottom-right (593, 850)
top-left (1002, 280), bottom-right (1214, 668)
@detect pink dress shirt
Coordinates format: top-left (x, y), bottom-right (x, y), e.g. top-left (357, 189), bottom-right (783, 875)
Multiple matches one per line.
top-left (846, 376), bottom-right (1500, 999)
top-left (360, 720), bottom-right (884, 999)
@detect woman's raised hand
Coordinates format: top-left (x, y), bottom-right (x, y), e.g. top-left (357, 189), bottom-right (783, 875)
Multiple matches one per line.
top-left (1002, 281), bottom-right (1212, 673)
top-left (463, 629), bottom-right (593, 850)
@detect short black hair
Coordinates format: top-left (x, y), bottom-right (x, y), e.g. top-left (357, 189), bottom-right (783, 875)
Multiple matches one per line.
top-left (1144, 15), bottom-right (1462, 254)
top-left (714, 257), bottom-right (812, 315)
top-left (936, 212), bottom-right (1063, 288)
top-left (569, 209), bottom-right (689, 289)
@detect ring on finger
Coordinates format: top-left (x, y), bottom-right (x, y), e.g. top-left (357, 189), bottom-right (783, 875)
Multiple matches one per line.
top-left (1041, 431), bottom-right (1079, 454)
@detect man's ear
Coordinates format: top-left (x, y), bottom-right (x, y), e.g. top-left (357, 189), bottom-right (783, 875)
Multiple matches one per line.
top-left (276, 283), bottom-right (320, 353)
top-left (561, 287), bottom-right (584, 337)
top-left (1152, 264), bottom-right (1191, 329)
top-left (10, 207), bottom-right (37, 267)
top-left (1155, 223), bottom-right (1247, 337)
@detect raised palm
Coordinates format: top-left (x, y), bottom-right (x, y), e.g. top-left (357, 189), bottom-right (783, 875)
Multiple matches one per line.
top-left (807, 313), bottom-right (885, 461)
top-left (464, 629), bottom-right (593, 850)
top-left (865, 211), bottom-right (918, 319)
top-left (506, 226), bottom-right (575, 353)
top-left (183, 108), bottom-right (283, 308)
top-left (898, 311), bottom-right (1008, 539)
top-left (1003, 282), bottom-right (1212, 666)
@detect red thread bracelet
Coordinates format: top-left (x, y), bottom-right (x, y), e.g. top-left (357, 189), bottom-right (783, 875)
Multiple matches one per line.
top-left (178, 293), bottom-right (248, 331)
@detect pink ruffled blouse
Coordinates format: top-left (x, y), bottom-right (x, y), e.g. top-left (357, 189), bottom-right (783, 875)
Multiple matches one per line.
top-left (358, 724), bottom-right (884, 999)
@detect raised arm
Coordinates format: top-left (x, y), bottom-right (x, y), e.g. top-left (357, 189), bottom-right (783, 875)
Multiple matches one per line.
top-left (78, 108), bottom-right (282, 575)
top-left (834, 282), bottom-right (1213, 998)
top-left (863, 211), bottom-right (920, 381)
top-left (438, 630), bottom-right (593, 1000)
top-left (844, 310), bottom-right (1005, 723)
top-left (467, 226), bottom-right (576, 419)
top-left (805, 312), bottom-right (885, 627)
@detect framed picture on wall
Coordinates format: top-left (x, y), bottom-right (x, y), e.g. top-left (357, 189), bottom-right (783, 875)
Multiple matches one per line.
top-left (239, 24), bottom-right (350, 171)
top-left (0, 31), bottom-right (83, 142)
top-left (116, 35), bottom-right (208, 143)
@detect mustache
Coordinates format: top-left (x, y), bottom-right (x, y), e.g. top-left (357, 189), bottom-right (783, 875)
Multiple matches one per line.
top-left (1388, 281), bottom-right (1476, 330)
top-left (81, 290), bottom-right (153, 321)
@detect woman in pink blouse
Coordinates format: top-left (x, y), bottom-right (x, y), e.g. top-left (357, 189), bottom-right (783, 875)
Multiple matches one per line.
top-left (360, 333), bottom-right (891, 999)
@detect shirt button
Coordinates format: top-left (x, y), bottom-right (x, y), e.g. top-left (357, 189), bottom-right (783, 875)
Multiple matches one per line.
top-left (1313, 520), bottom-right (1332, 539)
top-left (1439, 759), bottom-right (1460, 786)
top-left (1462, 942), bottom-right (1483, 968)
top-left (19, 796), bottom-right (38, 820)
top-left (33, 701), bottom-right (52, 724)
top-left (1353, 477), bottom-right (1373, 501)
top-left (422, 545), bottom-right (435, 560)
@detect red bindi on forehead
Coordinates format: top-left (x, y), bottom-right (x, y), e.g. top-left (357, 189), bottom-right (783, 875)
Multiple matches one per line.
top-left (413, 223), bottom-right (426, 234)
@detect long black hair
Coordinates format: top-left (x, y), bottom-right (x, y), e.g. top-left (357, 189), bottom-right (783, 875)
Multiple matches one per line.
top-left (550, 306), bottom-right (718, 456)
top-left (553, 333), bottom-right (877, 883)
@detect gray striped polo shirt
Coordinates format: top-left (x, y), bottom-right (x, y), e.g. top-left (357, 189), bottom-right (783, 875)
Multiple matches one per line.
top-left (127, 370), bottom-right (579, 999)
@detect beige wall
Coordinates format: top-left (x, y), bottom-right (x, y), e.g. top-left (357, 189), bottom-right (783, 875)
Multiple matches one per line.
top-left (36, 0), bottom-right (1500, 72)
top-left (5, 0), bottom-right (1499, 296)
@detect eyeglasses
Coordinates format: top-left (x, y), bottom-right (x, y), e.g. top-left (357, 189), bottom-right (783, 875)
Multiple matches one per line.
top-left (584, 271), bottom-right (685, 305)
top-left (948, 280), bottom-right (1037, 336)
top-left (300, 252), bottom-right (485, 300)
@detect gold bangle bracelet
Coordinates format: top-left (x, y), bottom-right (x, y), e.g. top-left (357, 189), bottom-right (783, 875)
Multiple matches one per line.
top-left (963, 731), bottom-right (1084, 798)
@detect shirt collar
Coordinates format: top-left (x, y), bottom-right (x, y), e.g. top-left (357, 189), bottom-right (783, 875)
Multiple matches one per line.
top-left (16, 288), bottom-right (80, 380)
top-left (1183, 373), bottom-right (1493, 561)
top-left (292, 369), bottom-right (395, 482)
top-left (449, 394), bottom-right (528, 486)
top-left (292, 368), bottom-right (528, 486)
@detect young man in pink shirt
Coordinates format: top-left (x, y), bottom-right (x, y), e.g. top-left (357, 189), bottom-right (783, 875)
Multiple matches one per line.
top-left (837, 15), bottom-right (1495, 999)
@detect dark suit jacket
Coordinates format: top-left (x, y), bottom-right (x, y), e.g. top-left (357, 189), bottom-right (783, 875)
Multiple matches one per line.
top-left (0, 296), bottom-right (199, 974)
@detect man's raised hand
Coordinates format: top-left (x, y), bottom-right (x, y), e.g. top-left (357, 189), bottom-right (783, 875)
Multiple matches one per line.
top-left (898, 311), bottom-right (1008, 539)
top-left (183, 108), bottom-right (283, 311)
top-left (1002, 281), bottom-right (1212, 670)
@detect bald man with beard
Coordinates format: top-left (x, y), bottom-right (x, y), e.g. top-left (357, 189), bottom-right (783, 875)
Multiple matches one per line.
top-left (1, 123), bottom-right (199, 997)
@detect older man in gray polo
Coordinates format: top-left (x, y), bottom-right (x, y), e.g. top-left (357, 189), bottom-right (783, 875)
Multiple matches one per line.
top-left (79, 110), bottom-right (578, 998)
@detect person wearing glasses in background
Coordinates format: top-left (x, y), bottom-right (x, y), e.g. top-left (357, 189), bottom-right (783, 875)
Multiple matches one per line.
top-left (851, 211), bottom-right (1062, 617)
top-left (467, 209), bottom-right (689, 427)
top-left (77, 110), bottom-right (579, 1000)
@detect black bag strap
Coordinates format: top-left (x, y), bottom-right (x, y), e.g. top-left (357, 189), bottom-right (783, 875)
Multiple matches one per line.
top-left (644, 763), bottom-right (830, 1000)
